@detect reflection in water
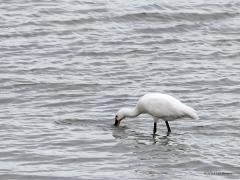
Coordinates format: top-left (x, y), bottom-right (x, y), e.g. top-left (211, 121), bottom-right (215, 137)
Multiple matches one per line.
top-left (112, 125), bottom-right (189, 152)
top-left (112, 125), bottom-right (130, 139)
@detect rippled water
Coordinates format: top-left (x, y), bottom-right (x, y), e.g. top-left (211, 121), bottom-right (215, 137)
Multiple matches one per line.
top-left (1, 0), bottom-right (240, 179)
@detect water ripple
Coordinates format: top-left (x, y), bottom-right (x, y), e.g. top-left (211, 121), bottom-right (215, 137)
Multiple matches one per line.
top-left (0, 0), bottom-right (240, 179)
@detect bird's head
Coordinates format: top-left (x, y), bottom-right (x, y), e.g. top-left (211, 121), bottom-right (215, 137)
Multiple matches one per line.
top-left (114, 108), bottom-right (127, 126)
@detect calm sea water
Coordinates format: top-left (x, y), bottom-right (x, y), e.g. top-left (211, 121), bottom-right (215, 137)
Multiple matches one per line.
top-left (0, 0), bottom-right (240, 179)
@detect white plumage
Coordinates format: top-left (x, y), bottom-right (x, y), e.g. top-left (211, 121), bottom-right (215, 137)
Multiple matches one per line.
top-left (114, 93), bottom-right (198, 135)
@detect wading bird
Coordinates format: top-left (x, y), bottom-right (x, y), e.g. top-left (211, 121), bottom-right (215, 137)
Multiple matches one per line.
top-left (114, 93), bottom-right (198, 135)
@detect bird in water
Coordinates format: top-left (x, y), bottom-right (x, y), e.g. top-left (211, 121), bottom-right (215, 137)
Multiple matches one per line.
top-left (114, 93), bottom-right (198, 136)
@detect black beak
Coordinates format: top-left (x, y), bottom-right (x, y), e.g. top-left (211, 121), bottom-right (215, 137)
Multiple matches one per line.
top-left (114, 119), bottom-right (119, 126)
top-left (114, 118), bottom-right (120, 126)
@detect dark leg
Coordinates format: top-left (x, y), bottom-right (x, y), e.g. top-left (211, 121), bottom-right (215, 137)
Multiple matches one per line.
top-left (153, 122), bottom-right (157, 135)
top-left (165, 121), bottom-right (171, 134)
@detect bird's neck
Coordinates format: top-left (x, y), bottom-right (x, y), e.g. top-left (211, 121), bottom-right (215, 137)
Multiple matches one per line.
top-left (124, 107), bottom-right (140, 117)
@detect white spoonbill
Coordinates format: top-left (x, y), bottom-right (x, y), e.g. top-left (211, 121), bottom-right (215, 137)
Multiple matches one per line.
top-left (114, 93), bottom-right (198, 135)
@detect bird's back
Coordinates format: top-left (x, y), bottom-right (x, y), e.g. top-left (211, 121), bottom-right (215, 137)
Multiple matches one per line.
top-left (137, 93), bottom-right (198, 120)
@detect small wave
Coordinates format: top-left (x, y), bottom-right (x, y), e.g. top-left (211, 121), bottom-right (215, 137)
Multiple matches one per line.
top-left (54, 118), bottom-right (95, 126)
top-left (112, 12), bottom-right (171, 22)
top-left (110, 11), bottom-right (239, 23)
top-left (134, 23), bottom-right (198, 34)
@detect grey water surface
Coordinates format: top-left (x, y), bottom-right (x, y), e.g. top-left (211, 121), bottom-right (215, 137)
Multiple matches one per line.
top-left (0, 0), bottom-right (240, 179)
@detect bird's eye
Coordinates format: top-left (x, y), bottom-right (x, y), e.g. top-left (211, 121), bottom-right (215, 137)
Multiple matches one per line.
top-left (115, 115), bottom-right (118, 119)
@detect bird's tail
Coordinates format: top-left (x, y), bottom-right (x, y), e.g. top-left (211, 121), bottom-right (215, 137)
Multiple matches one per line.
top-left (183, 105), bottom-right (199, 120)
